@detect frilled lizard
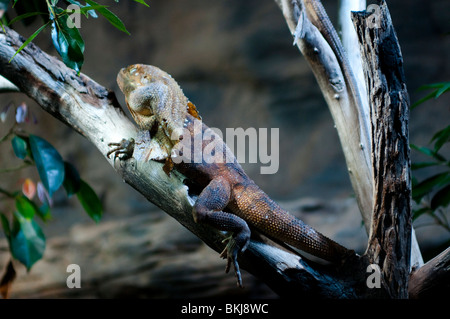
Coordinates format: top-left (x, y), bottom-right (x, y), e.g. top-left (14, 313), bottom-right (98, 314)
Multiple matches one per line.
top-left (109, 64), bottom-right (354, 287)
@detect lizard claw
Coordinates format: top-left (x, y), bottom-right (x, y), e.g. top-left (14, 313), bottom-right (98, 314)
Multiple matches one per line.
top-left (107, 138), bottom-right (135, 160)
top-left (220, 235), bottom-right (245, 288)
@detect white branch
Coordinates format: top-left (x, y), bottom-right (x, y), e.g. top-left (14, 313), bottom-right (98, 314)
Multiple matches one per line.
top-left (0, 74), bottom-right (19, 93)
top-left (338, 0), bottom-right (369, 137)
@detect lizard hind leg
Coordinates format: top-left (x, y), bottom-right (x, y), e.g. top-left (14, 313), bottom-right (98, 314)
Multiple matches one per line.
top-left (192, 177), bottom-right (250, 287)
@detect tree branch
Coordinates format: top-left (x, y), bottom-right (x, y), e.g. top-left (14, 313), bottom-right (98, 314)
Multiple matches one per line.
top-left (352, 1), bottom-right (412, 298)
top-left (338, 0), bottom-right (369, 125)
top-left (274, 0), bottom-right (423, 270)
top-left (408, 247), bottom-right (450, 299)
top-left (274, 0), bottom-right (373, 231)
top-left (0, 74), bottom-right (19, 93)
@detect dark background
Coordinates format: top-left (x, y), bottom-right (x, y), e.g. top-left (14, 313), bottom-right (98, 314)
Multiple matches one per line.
top-left (0, 0), bottom-right (449, 298)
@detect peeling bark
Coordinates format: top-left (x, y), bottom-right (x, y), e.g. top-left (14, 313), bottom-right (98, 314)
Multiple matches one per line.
top-left (409, 247), bottom-right (450, 299)
top-left (352, 1), bottom-right (412, 298)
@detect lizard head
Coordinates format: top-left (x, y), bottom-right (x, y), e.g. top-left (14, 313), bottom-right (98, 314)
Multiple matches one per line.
top-left (117, 64), bottom-right (172, 129)
top-left (117, 64), bottom-right (196, 136)
top-left (117, 64), bottom-right (167, 97)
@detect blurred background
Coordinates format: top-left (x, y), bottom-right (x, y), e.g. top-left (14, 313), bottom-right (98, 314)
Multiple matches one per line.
top-left (0, 0), bottom-right (449, 298)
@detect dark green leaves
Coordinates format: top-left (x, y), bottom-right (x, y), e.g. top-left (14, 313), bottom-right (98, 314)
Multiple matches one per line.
top-left (16, 195), bottom-right (38, 219)
top-left (29, 134), bottom-right (65, 197)
top-left (410, 144), bottom-right (446, 163)
top-left (8, 22), bottom-right (50, 63)
top-left (132, 0), bottom-right (149, 7)
top-left (1, 207), bottom-right (46, 271)
top-left (1, 131), bottom-right (103, 271)
top-left (431, 125), bottom-right (450, 153)
top-left (63, 161), bottom-right (81, 197)
top-left (430, 184), bottom-right (450, 210)
top-left (11, 135), bottom-right (28, 159)
top-left (84, 0), bottom-right (129, 35)
top-left (411, 81), bottom-right (450, 232)
top-left (0, 0), bottom-right (10, 11)
top-left (10, 134), bottom-right (102, 223)
top-left (1, 214), bottom-right (10, 239)
top-left (51, 7), bottom-right (84, 74)
top-left (10, 211), bottom-right (46, 271)
top-left (7, 0), bottom-right (148, 73)
top-left (411, 82), bottom-right (450, 109)
top-left (76, 180), bottom-right (102, 223)
top-left (412, 172), bottom-right (450, 203)
top-left (16, 195), bottom-right (51, 222)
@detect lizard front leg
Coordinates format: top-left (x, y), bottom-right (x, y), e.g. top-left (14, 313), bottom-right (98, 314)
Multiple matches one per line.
top-left (192, 177), bottom-right (251, 287)
top-left (107, 138), bottom-right (135, 160)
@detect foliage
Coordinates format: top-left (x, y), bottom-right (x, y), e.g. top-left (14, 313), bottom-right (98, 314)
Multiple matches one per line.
top-left (0, 0), bottom-right (149, 298)
top-left (411, 82), bottom-right (450, 232)
top-left (0, 102), bottom-right (102, 287)
top-left (0, 0), bottom-right (149, 74)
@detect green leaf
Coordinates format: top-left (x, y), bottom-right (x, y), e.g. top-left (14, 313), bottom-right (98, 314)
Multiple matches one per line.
top-left (10, 211), bottom-right (46, 271)
top-left (410, 144), bottom-right (446, 162)
top-left (412, 82), bottom-right (450, 109)
top-left (9, 22), bottom-right (50, 63)
top-left (62, 161), bottom-right (81, 197)
top-left (133, 0), bottom-right (149, 7)
top-left (65, 0), bottom-right (100, 18)
top-left (430, 184), bottom-right (450, 210)
top-left (416, 82), bottom-right (447, 91)
top-left (11, 135), bottom-right (28, 159)
top-left (411, 161), bottom-right (439, 170)
top-left (412, 172), bottom-right (450, 203)
top-left (16, 195), bottom-right (51, 222)
top-left (84, 0), bottom-right (129, 34)
top-left (435, 82), bottom-right (450, 98)
top-left (1, 213), bottom-right (11, 239)
top-left (51, 9), bottom-right (85, 73)
top-left (29, 135), bottom-right (65, 197)
top-left (38, 203), bottom-right (51, 221)
top-left (76, 180), bottom-right (102, 223)
top-left (431, 125), bottom-right (450, 153)
top-left (15, 195), bottom-right (37, 219)
top-left (7, 11), bottom-right (48, 26)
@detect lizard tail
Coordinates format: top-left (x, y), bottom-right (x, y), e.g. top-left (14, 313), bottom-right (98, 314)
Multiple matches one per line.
top-left (233, 184), bottom-right (352, 262)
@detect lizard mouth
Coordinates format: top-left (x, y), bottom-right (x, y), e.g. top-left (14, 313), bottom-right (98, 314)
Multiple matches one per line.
top-left (117, 66), bottom-right (138, 95)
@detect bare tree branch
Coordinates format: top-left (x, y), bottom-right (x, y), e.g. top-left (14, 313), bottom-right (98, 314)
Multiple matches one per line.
top-left (274, 0), bottom-right (373, 230)
top-left (274, 0), bottom-right (423, 270)
top-left (338, 0), bottom-right (369, 125)
top-left (0, 74), bottom-right (19, 93)
top-left (408, 247), bottom-right (450, 299)
top-left (352, 1), bottom-right (412, 298)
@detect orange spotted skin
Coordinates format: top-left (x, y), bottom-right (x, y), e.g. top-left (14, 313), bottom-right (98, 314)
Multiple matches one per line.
top-left (173, 114), bottom-right (351, 278)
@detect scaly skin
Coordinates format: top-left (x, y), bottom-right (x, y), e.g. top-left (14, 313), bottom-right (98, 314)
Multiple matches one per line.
top-left (117, 64), bottom-right (201, 143)
top-left (112, 64), bottom-right (354, 287)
